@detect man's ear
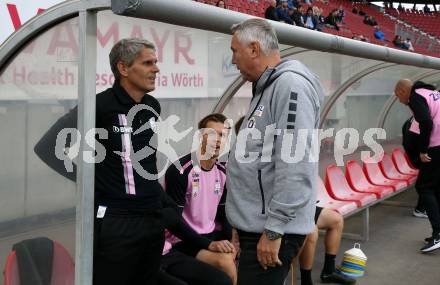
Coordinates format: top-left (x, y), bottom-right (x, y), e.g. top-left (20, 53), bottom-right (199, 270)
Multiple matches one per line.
top-left (117, 61), bottom-right (129, 78)
top-left (249, 41), bottom-right (260, 58)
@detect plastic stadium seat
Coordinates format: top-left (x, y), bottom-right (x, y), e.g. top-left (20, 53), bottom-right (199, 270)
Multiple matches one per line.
top-left (4, 241), bottom-right (74, 285)
top-left (380, 153), bottom-right (417, 184)
top-left (317, 177), bottom-right (358, 216)
top-left (363, 160), bottom-right (408, 191)
top-left (392, 148), bottom-right (419, 175)
top-left (325, 164), bottom-right (377, 207)
top-left (345, 160), bottom-right (394, 198)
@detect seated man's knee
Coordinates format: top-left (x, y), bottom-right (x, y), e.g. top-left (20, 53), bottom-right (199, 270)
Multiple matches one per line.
top-left (317, 208), bottom-right (343, 230)
top-left (306, 227), bottom-right (319, 244)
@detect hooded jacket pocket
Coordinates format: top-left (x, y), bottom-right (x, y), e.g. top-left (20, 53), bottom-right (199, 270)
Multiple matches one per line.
top-left (257, 169), bottom-right (266, 214)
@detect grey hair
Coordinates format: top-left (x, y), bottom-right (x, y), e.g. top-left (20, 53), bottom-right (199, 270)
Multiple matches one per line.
top-left (231, 18), bottom-right (279, 55)
top-left (109, 38), bottom-right (156, 80)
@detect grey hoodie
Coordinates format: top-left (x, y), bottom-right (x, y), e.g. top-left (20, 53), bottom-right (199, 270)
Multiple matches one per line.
top-left (226, 59), bottom-right (324, 235)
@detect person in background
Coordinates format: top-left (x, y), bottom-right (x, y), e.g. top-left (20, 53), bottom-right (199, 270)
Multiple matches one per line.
top-left (303, 7), bottom-right (318, 30)
top-left (277, 0), bottom-right (294, 24)
top-left (291, 5), bottom-right (305, 27)
top-left (265, 0), bottom-right (280, 21)
top-left (299, 207), bottom-right (356, 285)
top-left (394, 79), bottom-right (440, 253)
top-left (216, 0), bottom-right (226, 9)
top-left (325, 9), bottom-right (340, 31)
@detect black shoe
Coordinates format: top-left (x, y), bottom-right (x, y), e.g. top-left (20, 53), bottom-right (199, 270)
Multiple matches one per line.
top-left (320, 269), bottom-right (356, 285)
top-left (420, 235), bottom-right (440, 253)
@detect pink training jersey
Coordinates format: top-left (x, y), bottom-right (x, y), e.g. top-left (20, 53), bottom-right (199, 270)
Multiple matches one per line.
top-left (410, 88), bottom-right (440, 148)
top-left (162, 153), bottom-right (227, 255)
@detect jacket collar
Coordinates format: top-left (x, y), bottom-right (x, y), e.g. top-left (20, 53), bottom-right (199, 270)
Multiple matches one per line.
top-left (113, 80), bottom-right (150, 105)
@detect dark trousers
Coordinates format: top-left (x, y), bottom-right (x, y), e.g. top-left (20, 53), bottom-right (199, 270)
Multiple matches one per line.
top-left (93, 208), bottom-right (164, 285)
top-left (416, 162), bottom-right (440, 236)
top-left (236, 231), bottom-right (305, 285)
top-left (161, 250), bottom-right (232, 285)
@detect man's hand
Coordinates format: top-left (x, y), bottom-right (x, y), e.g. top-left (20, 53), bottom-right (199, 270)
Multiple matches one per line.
top-left (208, 240), bottom-right (235, 253)
top-left (420, 153), bottom-right (431, 163)
top-left (257, 231), bottom-right (283, 270)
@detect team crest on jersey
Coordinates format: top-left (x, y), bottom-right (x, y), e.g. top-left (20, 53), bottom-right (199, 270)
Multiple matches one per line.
top-left (255, 105), bottom-right (264, 117)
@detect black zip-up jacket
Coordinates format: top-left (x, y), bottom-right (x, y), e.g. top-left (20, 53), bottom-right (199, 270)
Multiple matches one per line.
top-left (408, 81), bottom-right (438, 155)
top-left (34, 81), bottom-right (163, 210)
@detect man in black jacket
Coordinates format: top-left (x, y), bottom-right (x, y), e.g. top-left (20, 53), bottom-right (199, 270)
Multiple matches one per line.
top-left (395, 79), bottom-right (440, 253)
top-left (265, 0), bottom-right (279, 21)
top-left (35, 38), bottom-right (165, 284)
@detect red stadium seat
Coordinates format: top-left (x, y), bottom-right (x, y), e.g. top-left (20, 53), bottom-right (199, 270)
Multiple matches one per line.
top-left (380, 153), bottom-right (417, 184)
top-left (325, 164), bottom-right (377, 207)
top-left (317, 177), bottom-right (358, 216)
top-left (391, 148), bottom-right (419, 176)
top-left (3, 241), bottom-right (74, 285)
top-left (345, 160), bottom-right (394, 198)
top-left (363, 159), bottom-right (408, 191)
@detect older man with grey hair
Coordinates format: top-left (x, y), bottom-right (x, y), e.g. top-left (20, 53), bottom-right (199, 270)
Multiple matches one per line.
top-left (226, 18), bottom-right (324, 285)
top-left (34, 38), bottom-right (165, 284)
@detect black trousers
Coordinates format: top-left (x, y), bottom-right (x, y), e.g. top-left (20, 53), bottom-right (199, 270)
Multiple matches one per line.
top-left (93, 208), bottom-right (164, 285)
top-left (236, 231), bottom-right (305, 285)
top-left (160, 250), bottom-right (232, 285)
top-left (416, 161), bottom-right (440, 236)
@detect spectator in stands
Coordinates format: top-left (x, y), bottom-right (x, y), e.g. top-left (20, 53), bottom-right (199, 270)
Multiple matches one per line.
top-left (303, 7), bottom-right (318, 30)
top-left (216, 0), bottom-right (226, 9)
top-left (394, 79), bottom-right (440, 253)
top-left (325, 9), bottom-right (340, 31)
top-left (287, 0), bottom-right (297, 9)
top-left (423, 4), bottom-right (430, 14)
top-left (397, 3), bottom-right (404, 12)
top-left (291, 5), bottom-right (305, 27)
top-left (313, 6), bottom-right (325, 31)
top-left (229, 18), bottom-right (324, 285)
top-left (335, 5), bottom-right (346, 23)
top-left (277, 0), bottom-right (294, 24)
top-left (352, 6), bottom-right (359, 14)
top-left (164, 113), bottom-right (237, 284)
top-left (374, 26), bottom-right (388, 41)
top-left (363, 16), bottom-right (377, 26)
top-left (393, 35), bottom-right (405, 48)
top-left (299, 207), bottom-right (356, 285)
top-left (358, 8), bottom-right (366, 16)
top-left (404, 38), bottom-right (415, 51)
top-left (265, 0), bottom-right (280, 21)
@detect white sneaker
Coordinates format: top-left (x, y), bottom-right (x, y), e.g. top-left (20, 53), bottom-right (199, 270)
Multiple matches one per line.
top-left (421, 236), bottom-right (440, 253)
top-left (413, 209), bottom-right (428, 218)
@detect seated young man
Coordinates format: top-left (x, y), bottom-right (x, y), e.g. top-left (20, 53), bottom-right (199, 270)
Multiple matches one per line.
top-left (164, 113), bottom-right (237, 284)
top-left (159, 191), bottom-right (235, 285)
top-left (299, 206), bottom-right (356, 285)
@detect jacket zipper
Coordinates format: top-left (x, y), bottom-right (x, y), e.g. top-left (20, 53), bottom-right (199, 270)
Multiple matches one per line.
top-left (258, 170), bottom-right (266, 214)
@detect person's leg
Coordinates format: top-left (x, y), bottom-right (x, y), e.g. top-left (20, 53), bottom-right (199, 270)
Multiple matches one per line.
top-left (298, 228), bottom-right (318, 285)
top-left (93, 212), bottom-right (164, 285)
top-left (158, 270), bottom-right (188, 285)
top-left (417, 163), bottom-right (440, 238)
top-left (237, 231), bottom-right (305, 285)
top-left (316, 209), bottom-right (355, 284)
top-left (165, 251), bottom-right (232, 285)
top-left (196, 250), bottom-right (237, 285)
top-left (414, 194), bottom-right (428, 218)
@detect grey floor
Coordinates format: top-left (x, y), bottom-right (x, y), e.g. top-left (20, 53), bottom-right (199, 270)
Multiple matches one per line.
top-left (291, 187), bottom-right (440, 285)
top-left (1, 187), bottom-right (439, 285)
